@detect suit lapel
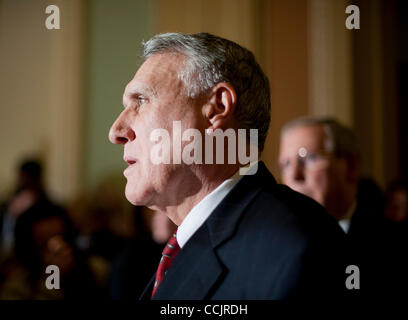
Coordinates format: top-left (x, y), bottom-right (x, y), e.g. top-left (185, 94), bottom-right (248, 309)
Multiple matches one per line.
top-left (139, 274), bottom-right (155, 300)
top-left (152, 223), bottom-right (224, 300)
top-left (205, 162), bottom-right (273, 248)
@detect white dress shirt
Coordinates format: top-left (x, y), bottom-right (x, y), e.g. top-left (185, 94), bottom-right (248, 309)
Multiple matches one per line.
top-left (177, 163), bottom-right (258, 248)
top-left (338, 202), bottom-right (357, 233)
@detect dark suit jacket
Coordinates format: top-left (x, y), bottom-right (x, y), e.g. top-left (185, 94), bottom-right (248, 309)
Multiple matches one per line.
top-left (141, 162), bottom-right (349, 300)
top-left (349, 179), bottom-right (408, 299)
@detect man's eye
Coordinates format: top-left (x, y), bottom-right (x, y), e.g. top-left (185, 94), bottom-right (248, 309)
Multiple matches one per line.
top-left (306, 153), bottom-right (319, 162)
top-left (280, 160), bottom-right (291, 171)
top-left (137, 97), bottom-right (148, 104)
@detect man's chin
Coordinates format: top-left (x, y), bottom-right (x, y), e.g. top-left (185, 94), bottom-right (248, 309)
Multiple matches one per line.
top-left (124, 184), bottom-right (151, 206)
top-left (125, 187), bottom-right (142, 205)
top-left (290, 185), bottom-right (309, 196)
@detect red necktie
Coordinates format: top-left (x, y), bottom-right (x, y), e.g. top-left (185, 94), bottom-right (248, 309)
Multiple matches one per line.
top-left (152, 230), bottom-right (181, 297)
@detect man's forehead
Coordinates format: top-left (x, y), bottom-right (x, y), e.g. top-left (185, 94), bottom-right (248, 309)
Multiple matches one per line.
top-left (137, 53), bottom-right (185, 78)
top-left (124, 53), bottom-right (185, 96)
top-left (282, 124), bottom-right (328, 151)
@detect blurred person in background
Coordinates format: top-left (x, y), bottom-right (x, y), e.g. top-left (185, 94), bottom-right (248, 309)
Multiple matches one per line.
top-left (385, 180), bottom-right (408, 224)
top-left (0, 159), bottom-right (46, 261)
top-left (150, 210), bottom-right (177, 245)
top-left (0, 200), bottom-right (100, 299)
top-left (0, 159), bottom-right (54, 260)
top-left (67, 175), bottom-right (138, 294)
top-left (109, 209), bottom-right (176, 299)
top-left (88, 175), bottom-right (135, 261)
top-left (278, 117), bottom-right (407, 298)
top-left (279, 117), bottom-right (385, 235)
top-left (379, 180), bottom-right (408, 299)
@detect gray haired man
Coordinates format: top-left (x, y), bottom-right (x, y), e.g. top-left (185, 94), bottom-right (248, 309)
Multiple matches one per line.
top-left (109, 33), bottom-right (349, 300)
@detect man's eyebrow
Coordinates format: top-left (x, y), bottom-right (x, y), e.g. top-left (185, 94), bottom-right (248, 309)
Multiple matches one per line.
top-left (127, 85), bottom-right (157, 97)
top-left (123, 85), bottom-right (157, 108)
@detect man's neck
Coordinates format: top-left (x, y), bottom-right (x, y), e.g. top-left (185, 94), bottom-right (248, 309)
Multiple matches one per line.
top-left (338, 201), bottom-right (357, 221)
top-left (150, 164), bottom-right (240, 226)
top-left (330, 196), bottom-right (356, 221)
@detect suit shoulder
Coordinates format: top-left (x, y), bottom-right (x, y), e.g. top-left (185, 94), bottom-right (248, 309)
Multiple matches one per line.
top-left (241, 182), bottom-right (345, 243)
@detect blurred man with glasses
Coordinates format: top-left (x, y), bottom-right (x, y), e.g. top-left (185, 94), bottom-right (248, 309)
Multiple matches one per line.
top-left (278, 118), bottom-right (360, 231)
top-left (278, 117), bottom-right (389, 297)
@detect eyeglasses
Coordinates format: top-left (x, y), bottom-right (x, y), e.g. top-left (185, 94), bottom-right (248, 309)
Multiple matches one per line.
top-left (279, 147), bottom-right (332, 176)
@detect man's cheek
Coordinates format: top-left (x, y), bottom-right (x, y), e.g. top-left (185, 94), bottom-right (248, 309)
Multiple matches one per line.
top-left (304, 173), bottom-right (324, 197)
top-left (312, 170), bottom-right (330, 187)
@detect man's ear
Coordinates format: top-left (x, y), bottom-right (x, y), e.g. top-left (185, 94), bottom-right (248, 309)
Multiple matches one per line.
top-left (203, 82), bottom-right (237, 131)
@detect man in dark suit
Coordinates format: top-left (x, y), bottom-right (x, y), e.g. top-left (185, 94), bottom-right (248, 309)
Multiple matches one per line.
top-left (278, 117), bottom-right (392, 298)
top-left (109, 33), bottom-right (349, 300)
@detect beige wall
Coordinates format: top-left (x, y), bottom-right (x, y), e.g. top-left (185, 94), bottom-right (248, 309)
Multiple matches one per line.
top-left (0, 0), bottom-right (85, 202)
top-left (260, 0), bottom-right (310, 178)
top-left (154, 0), bottom-right (263, 61)
top-left (353, 0), bottom-right (399, 188)
top-left (308, 0), bottom-right (353, 126)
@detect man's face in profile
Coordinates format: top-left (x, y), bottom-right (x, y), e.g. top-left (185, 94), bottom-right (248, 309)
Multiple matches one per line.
top-left (278, 125), bottom-right (349, 214)
top-left (109, 53), bottom-right (206, 208)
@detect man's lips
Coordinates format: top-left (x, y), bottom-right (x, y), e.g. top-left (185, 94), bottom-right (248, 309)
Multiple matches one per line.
top-left (124, 157), bottom-right (137, 165)
top-left (123, 157), bottom-right (137, 176)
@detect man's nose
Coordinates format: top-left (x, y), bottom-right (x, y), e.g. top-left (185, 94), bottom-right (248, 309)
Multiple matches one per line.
top-left (293, 160), bottom-right (305, 182)
top-left (108, 111), bottom-right (136, 145)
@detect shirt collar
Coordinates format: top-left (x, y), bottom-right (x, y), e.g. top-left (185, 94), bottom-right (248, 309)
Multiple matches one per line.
top-left (177, 162), bottom-right (258, 248)
top-left (338, 201), bottom-right (357, 233)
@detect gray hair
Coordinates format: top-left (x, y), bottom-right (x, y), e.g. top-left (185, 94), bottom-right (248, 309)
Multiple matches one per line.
top-left (280, 117), bottom-right (359, 158)
top-left (141, 32), bottom-right (271, 152)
